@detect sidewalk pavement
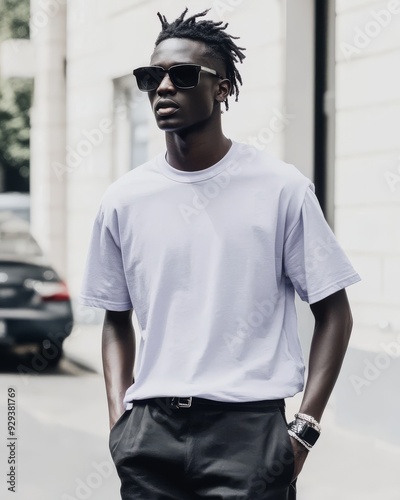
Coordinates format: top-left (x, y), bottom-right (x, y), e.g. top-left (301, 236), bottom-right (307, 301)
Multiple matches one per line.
top-left (64, 324), bottom-right (400, 500)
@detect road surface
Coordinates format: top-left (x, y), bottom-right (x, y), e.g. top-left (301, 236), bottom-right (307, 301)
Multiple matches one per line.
top-left (0, 330), bottom-right (399, 499)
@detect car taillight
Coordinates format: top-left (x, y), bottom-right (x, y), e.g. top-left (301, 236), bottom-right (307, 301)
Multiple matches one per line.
top-left (25, 279), bottom-right (70, 301)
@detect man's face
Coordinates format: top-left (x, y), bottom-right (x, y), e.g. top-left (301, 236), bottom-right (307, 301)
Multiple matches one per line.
top-left (147, 38), bottom-right (225, 133)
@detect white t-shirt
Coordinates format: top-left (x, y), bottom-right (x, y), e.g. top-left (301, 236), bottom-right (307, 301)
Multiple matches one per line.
top-left (80, 141), bottom-right (360, 407)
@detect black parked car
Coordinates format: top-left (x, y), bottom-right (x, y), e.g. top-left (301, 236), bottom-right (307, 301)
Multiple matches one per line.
top-left (0, 215), bottom-right (73, 367)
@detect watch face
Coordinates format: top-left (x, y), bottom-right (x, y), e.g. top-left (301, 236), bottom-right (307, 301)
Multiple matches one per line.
top-left (298, 422), bottom-right (320, 446)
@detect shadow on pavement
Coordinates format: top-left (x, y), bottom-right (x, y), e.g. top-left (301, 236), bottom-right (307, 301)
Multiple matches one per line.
top-left (0, 347), bottom-right (96, 376)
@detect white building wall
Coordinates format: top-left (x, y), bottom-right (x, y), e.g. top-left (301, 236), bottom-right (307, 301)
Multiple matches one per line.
top-left (66, 0), bottom-right (288, 305)
top-left (335, 0), bottom-right (400, 341)
top-left (334, 0), bottom-right (400, 438)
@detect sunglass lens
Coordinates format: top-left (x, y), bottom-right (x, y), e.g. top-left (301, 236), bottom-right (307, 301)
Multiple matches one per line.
top-left (170, 65), bottom-right (199, 88)
top-left (135, 67), bottom-right (164, 91)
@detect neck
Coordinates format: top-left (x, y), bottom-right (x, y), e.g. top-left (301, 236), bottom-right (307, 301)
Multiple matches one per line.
top-left (165, 121), bottom-right (231, 172)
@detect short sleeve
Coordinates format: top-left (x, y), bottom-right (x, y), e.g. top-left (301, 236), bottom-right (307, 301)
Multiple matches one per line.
top-left (79, 205), bottom-right (133, 311)
top-left (283, 186), bottom-right (361, 304)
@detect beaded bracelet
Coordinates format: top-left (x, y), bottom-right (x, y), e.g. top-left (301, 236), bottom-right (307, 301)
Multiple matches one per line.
top-left (287, 429), bottom-right (312, 451)
top-left (295, 412), bottom-right (322, 432)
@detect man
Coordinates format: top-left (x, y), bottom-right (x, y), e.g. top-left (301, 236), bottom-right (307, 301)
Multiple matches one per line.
top-left (80, 8), bottom-right (361, 500)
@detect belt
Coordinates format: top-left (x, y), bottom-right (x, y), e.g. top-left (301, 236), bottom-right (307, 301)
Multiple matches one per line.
top-left (139, 396), bottom-right (285, 411)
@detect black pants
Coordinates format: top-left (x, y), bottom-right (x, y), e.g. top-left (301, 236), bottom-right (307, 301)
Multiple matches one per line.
top-left (109, 398), bottom-right (296, 499)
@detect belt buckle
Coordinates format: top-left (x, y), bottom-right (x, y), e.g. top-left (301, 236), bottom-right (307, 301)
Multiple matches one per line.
top-left (170, 397), bottom-right (192, 409)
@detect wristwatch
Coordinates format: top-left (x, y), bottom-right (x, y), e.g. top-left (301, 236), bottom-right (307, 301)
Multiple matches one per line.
top-left (288, 419), bottom-right (320, 447)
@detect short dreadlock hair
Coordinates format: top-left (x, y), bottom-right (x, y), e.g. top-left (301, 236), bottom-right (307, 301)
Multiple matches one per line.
top-left (155, 8), bottom-right (246, 111)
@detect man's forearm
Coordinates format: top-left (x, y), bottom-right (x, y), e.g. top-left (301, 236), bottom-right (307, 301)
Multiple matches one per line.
top-left (102, 310), bottom-right (135, 428)
top-left (299, 289), bottom-right (353, 422)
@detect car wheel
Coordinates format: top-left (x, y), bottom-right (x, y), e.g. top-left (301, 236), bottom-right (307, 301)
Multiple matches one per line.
top-left (39, 339), bottom-right (63, 367)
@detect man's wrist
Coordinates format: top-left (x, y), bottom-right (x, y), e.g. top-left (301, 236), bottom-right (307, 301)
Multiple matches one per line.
top-left (287, 413), bottom-right (322, 451)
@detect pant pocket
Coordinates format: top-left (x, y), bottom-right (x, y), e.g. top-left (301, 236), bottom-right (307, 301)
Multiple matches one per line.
top-left (109, 409), bottom-right (132, 456)
top-left (276, 408), bottom-right (295, 485)
top-left (242, 408), bottom-right (296, 497)
top-left (110, 409), bottom-right (131, 434)
top-left (109, 404), bottom-right (147, 466)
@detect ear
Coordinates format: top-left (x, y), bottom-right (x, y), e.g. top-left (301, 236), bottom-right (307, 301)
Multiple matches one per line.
top-left (215, 79), bottom-right (231, 104)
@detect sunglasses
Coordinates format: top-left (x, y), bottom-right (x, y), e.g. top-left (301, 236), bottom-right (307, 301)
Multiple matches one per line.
top-left (133, 64), bottom-right (224, 92)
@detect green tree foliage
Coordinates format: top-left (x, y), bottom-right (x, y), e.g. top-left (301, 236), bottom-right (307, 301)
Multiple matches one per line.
top-left (0, 0), bottom-right (30, 39)
top-left (0, 0), bottom-right (32, 192)
top-left (0, 79), bottom-right (32, 191)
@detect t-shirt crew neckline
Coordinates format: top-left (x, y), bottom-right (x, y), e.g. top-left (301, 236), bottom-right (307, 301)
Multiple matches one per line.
top-left (156, 140), bottom-right (238, 183)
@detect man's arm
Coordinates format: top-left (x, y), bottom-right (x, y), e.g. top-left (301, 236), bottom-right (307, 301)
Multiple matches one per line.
top-left (102, 309), bottom-right (135, 429)
top-left (291, 288), bottom-right (353, 478)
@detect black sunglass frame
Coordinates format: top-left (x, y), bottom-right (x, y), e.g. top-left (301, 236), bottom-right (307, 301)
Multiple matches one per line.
top-left (132, 64), bottom-right (224, 92)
